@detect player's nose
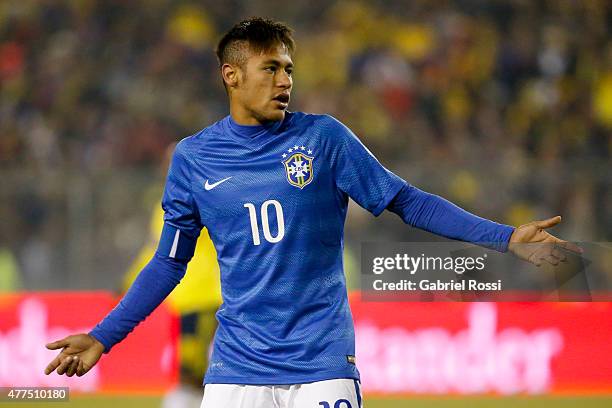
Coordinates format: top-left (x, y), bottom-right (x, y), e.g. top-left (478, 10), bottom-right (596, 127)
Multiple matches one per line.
top-left (276, 70), bottom-right (292, 89)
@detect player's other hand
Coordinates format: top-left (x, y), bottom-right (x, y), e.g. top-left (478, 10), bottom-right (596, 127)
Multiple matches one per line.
top-left (508, 215), bottom-right (582, 267)
top-left (44, 334), bottom-right (105, 377)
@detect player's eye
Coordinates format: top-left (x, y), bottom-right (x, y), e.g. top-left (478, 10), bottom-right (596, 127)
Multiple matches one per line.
top-left (285, 68), bottom-right (293, 76)
top-left (265, 66), bottom-right (276, 72)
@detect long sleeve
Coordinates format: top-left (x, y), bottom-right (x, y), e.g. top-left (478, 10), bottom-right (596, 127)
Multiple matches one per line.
top-left (387, 182), bottom-right (515, 252)
top-left (327, 115), bottom-right (405, 216)
top-left (89, 253), bottom-right (187, 352)
top-left (89, 141), bottom-right (202, 352)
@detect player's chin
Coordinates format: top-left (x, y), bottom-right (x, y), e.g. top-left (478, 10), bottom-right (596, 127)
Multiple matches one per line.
top-left (265, 107), bottom-right (287, 122)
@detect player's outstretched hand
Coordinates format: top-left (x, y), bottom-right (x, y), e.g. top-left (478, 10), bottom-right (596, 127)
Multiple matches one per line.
top-left (508, 216), bottom-right (582, 266)
top-left (44, 334), bottom-right (105, 377)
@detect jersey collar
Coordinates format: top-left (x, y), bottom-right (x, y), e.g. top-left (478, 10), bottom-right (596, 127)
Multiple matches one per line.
top-left (224, 113), bottom-right (291, 142)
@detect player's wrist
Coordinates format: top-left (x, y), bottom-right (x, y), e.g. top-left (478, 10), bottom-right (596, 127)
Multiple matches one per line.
top-left (509, 230), bottom-right (517, 244)
top-left (508, 225), bottom-right (525, 245)
top-left (87, 334), bottom-right (106, 353)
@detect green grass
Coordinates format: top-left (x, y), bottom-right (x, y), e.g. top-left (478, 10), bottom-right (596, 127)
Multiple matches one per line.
top-left (9, 395), bottom-right (612, 408)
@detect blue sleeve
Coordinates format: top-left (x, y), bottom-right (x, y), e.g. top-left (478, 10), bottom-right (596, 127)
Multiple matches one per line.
top-left (89, 141), bottom-right (203, 352)
top-left (387, 182), bottom-right (515, 252)
top-left (328, 116), bottom-right (404, 216)
top-left (158, 140), bottom-right (203, 260)
top-left (89, 253), bottom-right (186, 353)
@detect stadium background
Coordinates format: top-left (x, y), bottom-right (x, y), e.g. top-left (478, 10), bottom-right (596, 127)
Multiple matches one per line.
top-left (0, 0), bottom-right (611, 407)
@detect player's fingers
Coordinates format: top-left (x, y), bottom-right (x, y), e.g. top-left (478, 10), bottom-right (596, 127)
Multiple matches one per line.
top-left (551, 247), bottom-right (567, 262)
top-left (555, 239), bottom-right (583, 255)
top-left (76, 359), bottom-right (85, 377)
top-left (534, 216), bottom-right (561, 230)
top-left (46, 338), bottom-right (69, 350)
top-left (66, 356), bottom-right (79, 377)
top-left (44, 356), bottom-right (61, 375)
top-left (56, 356), bottom-right (74, 375)
top-left (528, 253), bottom-right (542, 267)
top-left (544, 255), bottom-right (559, 266)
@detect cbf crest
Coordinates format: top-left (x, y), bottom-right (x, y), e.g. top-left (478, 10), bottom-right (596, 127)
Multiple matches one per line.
top-left (281, 145), bottom-right (315, 189)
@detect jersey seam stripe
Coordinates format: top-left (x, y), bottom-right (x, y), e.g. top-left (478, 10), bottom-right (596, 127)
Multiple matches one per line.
top-left (169, 229), bottom-right (180, 258)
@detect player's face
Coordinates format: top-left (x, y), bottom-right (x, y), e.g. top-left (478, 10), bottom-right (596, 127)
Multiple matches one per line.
top-left (237, 44), bottom-right (293, 124)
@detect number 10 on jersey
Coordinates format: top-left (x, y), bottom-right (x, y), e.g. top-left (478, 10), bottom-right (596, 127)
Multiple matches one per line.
top-left (244, 200), bottom-right (285, 245)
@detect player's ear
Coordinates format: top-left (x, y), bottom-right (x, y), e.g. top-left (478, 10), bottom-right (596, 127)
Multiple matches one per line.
top-left (222, 63), bottom-right (240, 88)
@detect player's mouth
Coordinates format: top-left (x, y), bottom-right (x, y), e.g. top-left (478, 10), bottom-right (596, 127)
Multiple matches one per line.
top-left (272, 92), bottom-right (290, 109)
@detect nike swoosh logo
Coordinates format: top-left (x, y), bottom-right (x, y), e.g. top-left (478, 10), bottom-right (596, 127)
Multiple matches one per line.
top-left (204, 177), bottom-right (232, 190)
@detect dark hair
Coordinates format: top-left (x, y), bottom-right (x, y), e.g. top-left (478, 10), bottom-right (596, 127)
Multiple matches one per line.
top-left (216, 17), bottom-right (295, 67)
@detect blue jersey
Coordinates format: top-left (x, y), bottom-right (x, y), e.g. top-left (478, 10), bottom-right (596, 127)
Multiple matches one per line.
top-left (163, 112), bottom-right (405, 384)
top-left (89, 111), bottom-right (513, 383)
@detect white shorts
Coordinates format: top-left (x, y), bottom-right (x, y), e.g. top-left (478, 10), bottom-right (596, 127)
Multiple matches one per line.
top-left (201, 378), bottom-right (362, 408)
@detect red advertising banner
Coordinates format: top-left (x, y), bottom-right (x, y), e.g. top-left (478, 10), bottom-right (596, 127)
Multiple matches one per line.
top-left (351, 297), bottom-right (612, 395)
top-left (0, 292), bottom-right (179, 393)
top-left (1, 292), bottom-right (610, 396)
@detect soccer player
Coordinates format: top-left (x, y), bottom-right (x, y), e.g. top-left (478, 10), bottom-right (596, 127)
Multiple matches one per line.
top-left (44, 18), bottom-right (581, 407)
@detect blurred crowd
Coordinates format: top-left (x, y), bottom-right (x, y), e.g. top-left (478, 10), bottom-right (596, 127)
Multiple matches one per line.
top-left (0, 0), bottom-right (610, 290)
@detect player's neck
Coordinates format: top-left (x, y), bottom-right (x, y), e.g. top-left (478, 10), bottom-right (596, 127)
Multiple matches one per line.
top-left (229, 104), bottom-right (265, 126)
top-left (229, 101), bottom-right (285, 127)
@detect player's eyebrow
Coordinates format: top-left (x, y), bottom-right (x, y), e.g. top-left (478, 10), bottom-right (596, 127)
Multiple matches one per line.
top-left (261, 59), bottom-right (293, 68)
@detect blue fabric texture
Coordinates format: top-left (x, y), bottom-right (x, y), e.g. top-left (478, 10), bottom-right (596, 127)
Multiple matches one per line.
top-left (387, 182), bottom-right (515, 252)
top-left (89, 253), bottom-right (187, 353)
top-left (88, 111), bottom-right (514, 384)
top-left (157, 222), bottom-right (198, 260)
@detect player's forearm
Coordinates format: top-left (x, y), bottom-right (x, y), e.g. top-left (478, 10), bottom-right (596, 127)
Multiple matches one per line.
top-left (387, 183), bottom-right (515, 252)
top-left (88, 252), bottom-right (187, 353)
